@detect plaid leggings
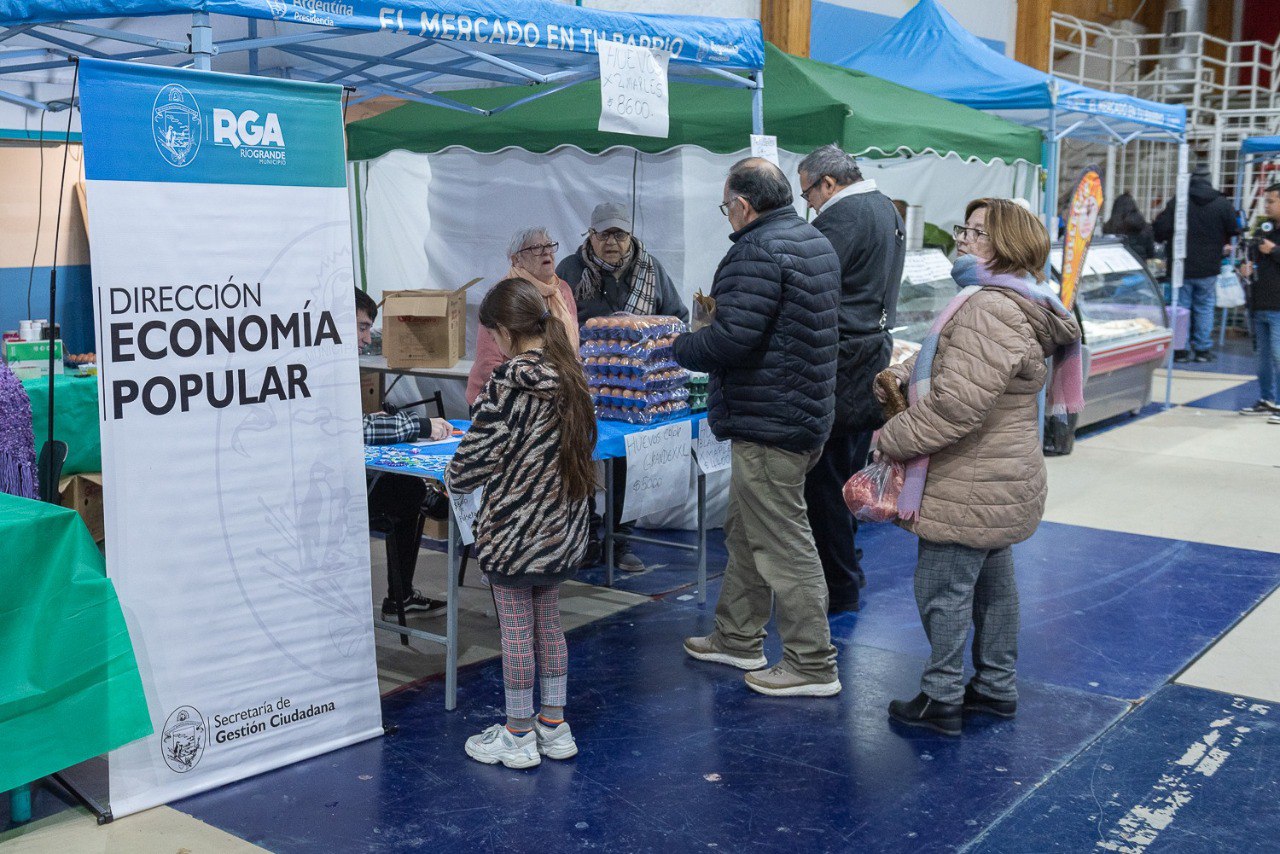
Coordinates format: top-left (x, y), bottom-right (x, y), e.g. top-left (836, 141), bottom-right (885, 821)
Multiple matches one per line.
top-left (492, 583), bottom-right (567, 719)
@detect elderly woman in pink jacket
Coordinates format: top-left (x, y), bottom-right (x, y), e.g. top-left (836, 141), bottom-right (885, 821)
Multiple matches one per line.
top-left (467, 227), bottom-right (579, 406)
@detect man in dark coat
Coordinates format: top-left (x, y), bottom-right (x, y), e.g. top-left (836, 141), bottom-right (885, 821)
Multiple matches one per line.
top-left (1154, 163), bottom-right (1241, 362)
top-left (797, 144), bottom-right (905, 613)
top-left (674, 157), bottom-right (843, 698)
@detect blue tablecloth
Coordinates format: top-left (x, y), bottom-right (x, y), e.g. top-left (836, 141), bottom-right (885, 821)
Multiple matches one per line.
top-left (364, 414), bottom-right (703, 479)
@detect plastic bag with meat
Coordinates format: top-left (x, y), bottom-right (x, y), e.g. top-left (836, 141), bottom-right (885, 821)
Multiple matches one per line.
top-left (842, 456), bottom-right (904, 523)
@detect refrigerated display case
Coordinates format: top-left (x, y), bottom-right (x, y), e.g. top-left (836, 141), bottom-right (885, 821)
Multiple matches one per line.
top-left (893, 241), bottom-right (1171, 430)
top-left (1051, 238), bottom-right (1172, 427)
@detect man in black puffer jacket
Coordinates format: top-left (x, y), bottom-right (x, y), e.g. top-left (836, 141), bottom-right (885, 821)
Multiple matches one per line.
top-left (797, 144), bottom-right (905, 613)
top-left (675, 157), bottom-right (843, 699)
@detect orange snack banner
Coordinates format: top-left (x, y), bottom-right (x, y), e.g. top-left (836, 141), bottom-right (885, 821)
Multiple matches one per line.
top-left (1060, 166), bottom-right (1105, 311)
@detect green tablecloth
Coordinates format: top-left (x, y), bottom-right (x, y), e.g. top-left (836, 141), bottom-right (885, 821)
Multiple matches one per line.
top-left (0, 493), bottom-right (151, 793)
top-left (22, 375), bottom-right (101, 476)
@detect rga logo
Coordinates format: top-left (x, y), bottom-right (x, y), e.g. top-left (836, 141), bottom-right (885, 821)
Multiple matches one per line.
top-left (152, 84), bottom-right (202, 167)
top-left (214, 109), bottom-right (287, 165)
top-left (264, 0), bottom-right (289, 18)
top-left (161, 706), bottom-right (207, 773)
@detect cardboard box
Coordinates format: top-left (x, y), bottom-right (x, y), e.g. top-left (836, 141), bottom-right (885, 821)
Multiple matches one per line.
top-left (422, 516), bottom-right (449, 541)
top-left (380, 280), bottom-right (481, 369)
top-left (59, 472), bottom-right (104, 543)
top-left (360, 369), bottom-right (383, 415)
top-left (5, 339), bottom-right (64, 381)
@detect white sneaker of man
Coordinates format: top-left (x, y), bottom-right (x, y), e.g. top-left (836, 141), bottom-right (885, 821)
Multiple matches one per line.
top-left (534, 719), bottom-right (578, 759)
top-left (744, 663), bottom-right (842, 698)
top-left (683, 634), bottom-right (768, 671)
top-left (464, 724), bottom-right (540, 769)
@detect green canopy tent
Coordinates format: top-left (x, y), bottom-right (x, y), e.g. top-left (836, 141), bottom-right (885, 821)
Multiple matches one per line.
top-left (348, 43), bottom-right (1042, 164)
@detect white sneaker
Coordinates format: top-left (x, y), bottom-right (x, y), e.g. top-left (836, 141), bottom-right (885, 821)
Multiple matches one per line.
top-left (1269, 414), bottom-right (1280, 425)
top-left (683, 634), bottom-right (768, 671)
top-left (534, 719), bottom-right (579, 759)
top-left (464, 724), bottom-right (540, 769)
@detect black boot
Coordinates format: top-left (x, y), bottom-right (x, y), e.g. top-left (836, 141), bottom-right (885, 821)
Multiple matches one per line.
top-left (888, 692), bottom-right (962, 736)
top-left (963, 683), bottom-right (1017, 718)
top-left (1194, 350), bottom-right (1216, 363)
top-left (1173, 349), bottom-right (1191, 363)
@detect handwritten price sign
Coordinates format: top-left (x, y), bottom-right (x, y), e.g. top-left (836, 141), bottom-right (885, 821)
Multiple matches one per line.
top-left (693, 417), bottom-right (730, 474)
top-left (621, 420), bottom-right (691, 523)
top-left (597, 40), bottom-right (670, 138)
top-left (448, 486), bottom-right (483, 546)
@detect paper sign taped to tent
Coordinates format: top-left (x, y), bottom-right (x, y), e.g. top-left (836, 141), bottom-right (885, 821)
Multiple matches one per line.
top-left (750, 134), bottom-right (779, 167)
top-left (598, 41), bottom-right (670, 138)
top-left (622, 420), bottom-right (691, 522)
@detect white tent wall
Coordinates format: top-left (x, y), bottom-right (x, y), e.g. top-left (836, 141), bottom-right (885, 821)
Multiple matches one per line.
top-left (353, 145), bottom-right (1034, 529)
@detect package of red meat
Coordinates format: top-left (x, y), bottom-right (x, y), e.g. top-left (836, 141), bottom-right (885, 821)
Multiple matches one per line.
top-left (842, 457), bottom-right (905, 523)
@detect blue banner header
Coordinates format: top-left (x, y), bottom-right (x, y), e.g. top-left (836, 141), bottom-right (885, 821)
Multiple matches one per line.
top-left (79, 59), bottom-right (347, 187)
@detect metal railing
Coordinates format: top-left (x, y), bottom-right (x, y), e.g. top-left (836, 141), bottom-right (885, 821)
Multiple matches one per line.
top-left (1050, 12), bottom-right (1280, 222)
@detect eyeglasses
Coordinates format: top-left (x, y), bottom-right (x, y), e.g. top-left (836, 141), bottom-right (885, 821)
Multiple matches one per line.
top-left (589, 229), bottom-right (630, 246)
top-left (953, 225), bottom-right (990, 241)
top-left (719, 197), bottom-right (741, 217)
top-left (518, 242), bottom-right (559, 256)
top-left (801, 176), bottom-right (826, 199)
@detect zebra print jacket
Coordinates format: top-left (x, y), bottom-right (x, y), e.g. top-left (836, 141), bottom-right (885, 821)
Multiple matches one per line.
top-left (445, 350), bottom-right (590, 586)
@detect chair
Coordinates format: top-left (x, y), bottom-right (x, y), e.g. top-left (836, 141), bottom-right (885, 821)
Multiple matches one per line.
top-left (36, 440), bottom-right (68, 505)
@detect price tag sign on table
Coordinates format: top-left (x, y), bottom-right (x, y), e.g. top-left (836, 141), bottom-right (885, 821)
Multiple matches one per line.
top-left (621, 420), bottom-right (692, 523)
top-left (597, 41), bottom-right (670, 138)
top-left (448, 487), bottom-right (483, 547)
top-left (693, 417), bottom-right (731, 474)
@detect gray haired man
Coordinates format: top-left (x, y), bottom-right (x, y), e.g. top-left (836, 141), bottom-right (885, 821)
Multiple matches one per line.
top-left (797, 143), bottom-right (905, 613)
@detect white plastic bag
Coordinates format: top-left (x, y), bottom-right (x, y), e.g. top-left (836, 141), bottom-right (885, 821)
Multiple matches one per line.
top-left (1216, 268), bottom-right (1246, 309)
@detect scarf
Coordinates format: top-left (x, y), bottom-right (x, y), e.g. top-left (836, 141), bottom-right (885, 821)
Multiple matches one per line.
top-left (506, 265), bottom-right (580, 353)
top-left (897, 254), bottom-right (1084, 522)
top-left (574, 239), bottom-right (658, 316)
top-left (0, 361), bottom-right (38, 499)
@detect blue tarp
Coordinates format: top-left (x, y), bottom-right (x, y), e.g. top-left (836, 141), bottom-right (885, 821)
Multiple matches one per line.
top-left (1241, 136), bottom-right (1280, 156)
top-left (843, 0), bottom-right (1184, 141)
top-left (0, 0), bottom-right (765, 70)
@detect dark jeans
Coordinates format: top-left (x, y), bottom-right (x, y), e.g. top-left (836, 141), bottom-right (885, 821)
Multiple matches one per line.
top-left (803, 430), bottom-right (873, 607)
top-left (589, 457), bottom-right (635, 550)
top-left (368, 473), bottom-right (426, 601)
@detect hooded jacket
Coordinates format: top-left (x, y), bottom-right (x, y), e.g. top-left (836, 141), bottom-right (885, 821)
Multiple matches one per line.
top-left (446, 351), bottom-right (590, 585)
top-left (1153, 176), bottom-right (1241, 279)
top-left (878, 288), bottom-right (1081, 549)
top-left (673, 207), bottom-right (841, 454)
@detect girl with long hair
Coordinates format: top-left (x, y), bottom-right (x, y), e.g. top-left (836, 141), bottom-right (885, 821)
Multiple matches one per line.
top-left (446, 277), bottom-right (596, 769)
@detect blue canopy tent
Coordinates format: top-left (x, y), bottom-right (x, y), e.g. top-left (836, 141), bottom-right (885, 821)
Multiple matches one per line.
top-left (1237, 136), bottom-right (1280, 215)
top-left (842, 0), bottom-right (1189, 408)
top-left (841, 0), bottom-right (1185, 230)
top-left (0, 1), bottom-right (766, 127)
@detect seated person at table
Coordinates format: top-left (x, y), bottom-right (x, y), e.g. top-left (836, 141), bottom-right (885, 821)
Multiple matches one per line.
top-left (357, 288), bottom-right (452, 617)
top-left (557, 202), bottom-right (689, 572)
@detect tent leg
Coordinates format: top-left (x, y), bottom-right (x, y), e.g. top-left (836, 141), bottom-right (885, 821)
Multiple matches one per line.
top-left (1164, 142), bottom-right (1189, 411)
top-left (751, 71), bottom-right (763, 136)
top-left (191, 12), bottom-right (212, 71)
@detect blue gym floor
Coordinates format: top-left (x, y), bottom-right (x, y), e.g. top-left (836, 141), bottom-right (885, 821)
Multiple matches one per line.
top-left (7, 338), bottom-right (1276, 851)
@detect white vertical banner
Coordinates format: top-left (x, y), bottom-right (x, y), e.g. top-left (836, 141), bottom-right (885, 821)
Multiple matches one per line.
top-left (78, 59), bottom-right (382, 818)
top-left (597, 40), bottom-right (670, 138)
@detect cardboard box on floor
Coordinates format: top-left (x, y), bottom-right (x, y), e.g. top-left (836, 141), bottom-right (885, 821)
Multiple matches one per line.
top-left (59, 472), bottom-right (104, 543)
top-left (380, 279), bottom-right (481, 369)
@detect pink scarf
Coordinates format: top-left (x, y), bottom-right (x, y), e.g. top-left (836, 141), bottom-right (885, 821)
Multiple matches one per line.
top-left (897, 255), bottom-right (1084, 522)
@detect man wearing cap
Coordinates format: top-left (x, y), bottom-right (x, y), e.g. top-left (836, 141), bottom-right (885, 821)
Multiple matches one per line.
top-left (558, 202), bottom-right (688, 573)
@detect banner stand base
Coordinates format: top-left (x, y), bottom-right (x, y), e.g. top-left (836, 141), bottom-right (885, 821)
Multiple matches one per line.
top-left (49, 756), bottom-right (113, 825)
